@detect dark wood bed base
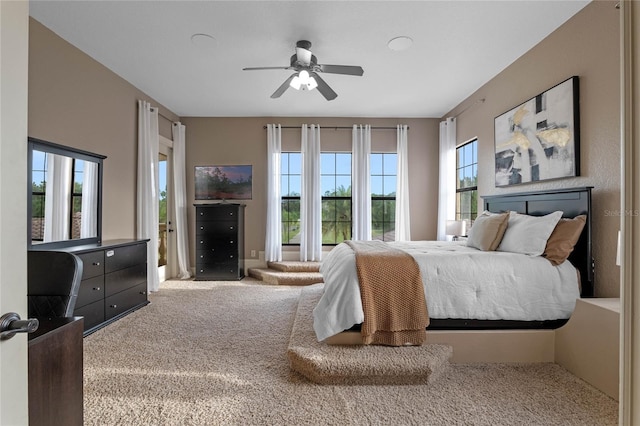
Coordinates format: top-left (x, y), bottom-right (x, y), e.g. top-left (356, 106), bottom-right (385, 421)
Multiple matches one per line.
top-left (348, 186), bottom-right (594, 332)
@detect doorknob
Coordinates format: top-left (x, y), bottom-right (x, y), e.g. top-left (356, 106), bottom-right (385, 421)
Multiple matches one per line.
top-left (0, 312), bottom-right (39, 341)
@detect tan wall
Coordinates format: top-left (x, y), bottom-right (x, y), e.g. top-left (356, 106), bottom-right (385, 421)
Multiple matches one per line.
top-left (182, 117), bottom-right (439, 265)
top-left (27, 18), bottom-right (179, 241)
top-left (445, 1), bottom-right (620, 297)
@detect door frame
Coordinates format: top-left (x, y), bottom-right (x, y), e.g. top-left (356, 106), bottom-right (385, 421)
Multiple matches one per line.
top-left (0, 1), bottom-right (29, 424)
top-left (159, 135), bottom-right (177, 281)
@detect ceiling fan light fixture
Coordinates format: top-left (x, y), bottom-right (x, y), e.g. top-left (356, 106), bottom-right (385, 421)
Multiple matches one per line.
top-left (246, 39), bottom-right (362, 100)
top-left (290, 70), bottom-right (317, 91)
top-left (290, 74), bottom-right (302, 90)
top-left (306, 76), bottom-right (318, 90)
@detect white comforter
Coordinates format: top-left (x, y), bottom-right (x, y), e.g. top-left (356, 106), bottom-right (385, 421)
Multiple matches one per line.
top-left (313, 241), bottom-right (581, 341)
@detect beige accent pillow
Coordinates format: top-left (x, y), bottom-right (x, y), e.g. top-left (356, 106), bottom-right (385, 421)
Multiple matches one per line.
top-left (466, 211), bottom-right (510, 251)
top-left (543, 215), bottom-right (587, 265)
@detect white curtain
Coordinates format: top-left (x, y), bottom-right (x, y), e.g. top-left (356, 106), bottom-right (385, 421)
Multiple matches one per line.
top-left (437, 117), bottom-right (457, 241)
top-left (395, 124), bottom-right (411, 241)
top-left (80, 160), bottom-right (98, 238)
top-left (352, 124), bottom-right (371, 241)
top-left (172, 122), bottom-right (192, 279)
top-left (44, 153), bottom-right (72, 242)
top-left (300, 124), bottom-right (322, 261)
top-left (137, 100), bottom-right (160, 292)
top-left (265, 124), bottom-right (282, 261)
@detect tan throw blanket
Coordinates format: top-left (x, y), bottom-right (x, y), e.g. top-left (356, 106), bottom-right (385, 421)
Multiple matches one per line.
top-left (344, 240), bottom-right (429, 346)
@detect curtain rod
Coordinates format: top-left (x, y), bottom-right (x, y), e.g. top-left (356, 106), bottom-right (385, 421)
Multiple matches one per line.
top-left (263, 125), bottom-right (408, 130)
top-left (452, 98), bottom-right (486, 118)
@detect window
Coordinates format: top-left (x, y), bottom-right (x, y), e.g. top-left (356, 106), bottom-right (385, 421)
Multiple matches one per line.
top-left (281, 152), bottom-right (353, 246)
top-left (71, 161), bottom-right (84, 239)
top-left (281, 152), bottom-right (301, 245)
top-left (31, 150), bottom-right (47, 241)
top-left (321, 152), bottom-right (352, 245)
top-left (280, 151), bottom-right (397, 245)
top-left (456, 139), bottom-right (478, 226)
top-left (30, 151), bottom-right (85, 241)
top-left (371, 153), bottom-right (397, 241)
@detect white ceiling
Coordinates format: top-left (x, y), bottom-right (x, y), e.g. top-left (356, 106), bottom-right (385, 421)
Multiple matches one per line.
top-left (29, 1), bottom-right (590, 118)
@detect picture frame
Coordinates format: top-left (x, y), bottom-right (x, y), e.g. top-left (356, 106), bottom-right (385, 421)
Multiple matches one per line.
top-left (494, 76), bottom-right (580, 187)
top-left (194, 165), bottom-right (252, 200)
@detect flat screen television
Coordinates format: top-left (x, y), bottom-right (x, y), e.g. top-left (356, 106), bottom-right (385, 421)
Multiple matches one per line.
top-left (194, 165), bottom-right (252, 200)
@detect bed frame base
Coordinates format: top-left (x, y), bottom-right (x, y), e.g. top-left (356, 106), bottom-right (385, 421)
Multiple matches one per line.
top-left (326, 329), bottom-right (556, 363)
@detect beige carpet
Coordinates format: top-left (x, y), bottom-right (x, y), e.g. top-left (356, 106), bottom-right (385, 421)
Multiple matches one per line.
top-left (247, 267), bottom-right (323, 285)
top-left (267, 261), bottom-right (321, 272)
top-left (83, 279), bottom-right (618, 425)
top-left (288, 284), bottom-right (452, 385)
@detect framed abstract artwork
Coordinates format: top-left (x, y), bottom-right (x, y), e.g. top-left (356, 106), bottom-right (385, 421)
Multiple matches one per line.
top-left (494, 76), bottom-right (580, 187)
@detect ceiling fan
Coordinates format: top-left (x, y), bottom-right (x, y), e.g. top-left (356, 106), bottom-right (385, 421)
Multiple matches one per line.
top-left (242, 40), bottom-right (364, 101)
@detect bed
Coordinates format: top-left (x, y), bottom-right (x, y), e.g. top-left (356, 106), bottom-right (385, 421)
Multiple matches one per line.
top-left (313, 186), bottom-right (593, 343)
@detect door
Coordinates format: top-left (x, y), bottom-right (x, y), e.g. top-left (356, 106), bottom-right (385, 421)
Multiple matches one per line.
top-left (158, 137), bottom-right (176, 281)
top-left (0, 1), bottom-right (30, 424)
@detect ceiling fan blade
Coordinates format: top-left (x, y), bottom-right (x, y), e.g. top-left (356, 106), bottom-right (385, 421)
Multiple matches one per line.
top-left (271, 74), bottom-right (297, 98)
top-left (243, 66), bottom-right (291, 71)
top-left (310, 72), bottom-right (337, 101)
top-left (318, 64), bottom-right (364, 76)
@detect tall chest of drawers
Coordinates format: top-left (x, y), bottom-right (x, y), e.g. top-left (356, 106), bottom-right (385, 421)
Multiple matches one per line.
top-left (195, 203), bottom-right (245, 280)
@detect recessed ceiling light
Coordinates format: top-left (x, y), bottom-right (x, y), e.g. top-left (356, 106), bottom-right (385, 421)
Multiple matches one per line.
top-left (191, 33), bottom-right (217, 49)
top-left (387, 36), bottom-right (413, 51)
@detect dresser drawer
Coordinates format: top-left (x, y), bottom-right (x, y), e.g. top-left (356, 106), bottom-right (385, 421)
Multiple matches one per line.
top-left (76, 275), bottom-right (104, 308)
top-left (104, 243), bottom-right (147, 274)
top-left (77, 251), bottom-right (104, 280)
top-left (197, 262), bottom-right (240, 276)
top-left (196, 236), bottom-right (238, 251)
top-left (197, 248), bottom-right (239, 263)
top-left (105, 282), bottom-right (148, 320)
top-left (105, 263), bottom-right (147, 297)
top-left (196, 205), bottom-right (241, 221)
top-left (74, 299), bottom-right (105, 331)
top-left (196, 221), bottom-right (239, 235)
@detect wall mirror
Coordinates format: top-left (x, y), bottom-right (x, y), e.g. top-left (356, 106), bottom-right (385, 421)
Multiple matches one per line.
top-left (28, 137), bottom-right (106, 249)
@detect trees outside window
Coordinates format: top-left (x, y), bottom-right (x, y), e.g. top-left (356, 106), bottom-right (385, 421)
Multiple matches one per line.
top-left (456, 139), bottom-right (478, 227)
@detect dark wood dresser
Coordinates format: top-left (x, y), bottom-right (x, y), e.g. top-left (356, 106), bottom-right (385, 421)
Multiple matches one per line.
top-left (195, 204), bottom-right (245, 280)
top-left (30, 239), bottom-right (150, 336)
top-left (29, 317), bottom-right (83, 426)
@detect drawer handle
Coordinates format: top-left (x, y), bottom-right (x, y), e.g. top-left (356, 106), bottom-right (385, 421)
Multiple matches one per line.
top-left (200, 240), bottom-right (204, 244)
top-left (229, 212), bottom-right (234, 216)
top-left (200, 254), bottom-right (204, 259)
top-left (93, 287), bottom-right (101, 291)
top-left (93, 262), bottom-right (100, 266)
top-left (200, 226), bottom-right (204, 230)
top-left (230, 240), bottom-right (234, 244)
top-left (110, 304), bottom-right (117, 309)
top-left (229, 226), bottom-right (235, 230)
top-left (230, 255), bottom-right (234, 259)
top-left (140, 291), bottom-right (147, 295)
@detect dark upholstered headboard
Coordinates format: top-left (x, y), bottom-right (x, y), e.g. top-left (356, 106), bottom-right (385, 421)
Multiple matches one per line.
top-left (483, 186), bottom-right (593, 297)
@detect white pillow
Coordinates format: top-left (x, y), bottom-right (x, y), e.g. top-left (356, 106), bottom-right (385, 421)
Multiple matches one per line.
top-left (497, 211), bottom-right (563, 256)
